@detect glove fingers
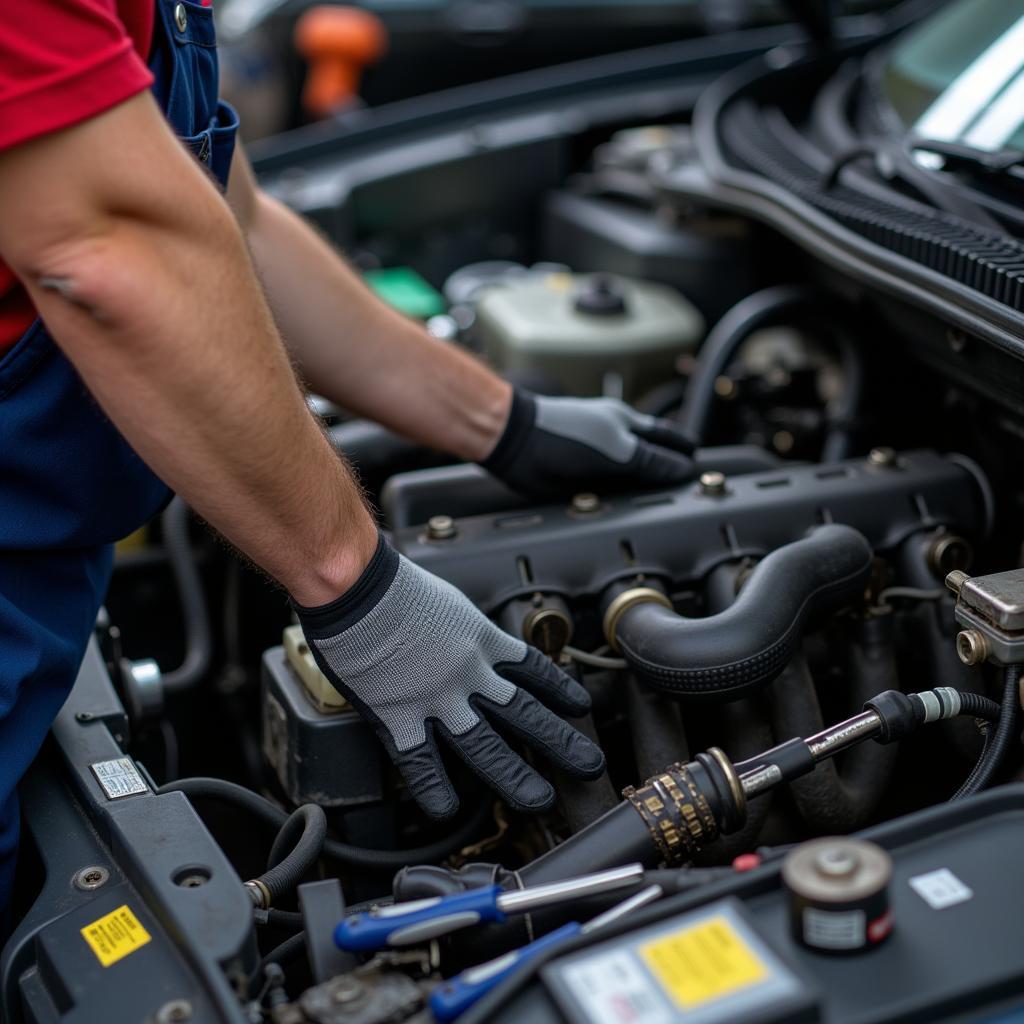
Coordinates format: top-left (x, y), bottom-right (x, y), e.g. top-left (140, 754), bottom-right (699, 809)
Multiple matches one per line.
top-left (630, 439), bottom-right (696, 487)
top-left (482, 689), bottom-right (605, 780)
top-left (390, 732), bottom-right (461, 821)
top-left (631, 416), bottom-right (697, 456)
top-left (442, 718), bottom-right (555, 813)
top-left (495, 646), bottom-right (591, 716)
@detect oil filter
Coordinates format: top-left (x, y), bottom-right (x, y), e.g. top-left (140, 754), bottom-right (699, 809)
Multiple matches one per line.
top-left (782, 837), bottom-right (893, 953)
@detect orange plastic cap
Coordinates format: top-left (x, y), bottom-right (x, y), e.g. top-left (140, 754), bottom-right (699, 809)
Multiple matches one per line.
top-left (295, 6), bottom-right (388, 117)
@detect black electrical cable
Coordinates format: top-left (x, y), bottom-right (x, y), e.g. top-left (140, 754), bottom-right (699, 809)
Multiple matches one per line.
top-left (953, 728), bottom-right (995, 800)
top-left (952, 665), bottom-right (1020, 801)
top-left (259, 931), bottom-right (307, 972)
top-left (156, 776), bottom-right (494, 870)
top-left (251, 804), bottom-right (327, 907)
top-left (160, 497), bottom-right (214, 693)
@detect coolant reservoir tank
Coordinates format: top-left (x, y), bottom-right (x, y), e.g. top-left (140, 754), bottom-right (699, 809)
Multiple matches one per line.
top-left (474, 272), bottom-right (702, 400)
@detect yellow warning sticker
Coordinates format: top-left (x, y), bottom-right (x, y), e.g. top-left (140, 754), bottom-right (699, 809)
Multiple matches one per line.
top-left (81, 905), bottom-right (152, 967)
top-left (639, 913), bottom-right (768, 1009)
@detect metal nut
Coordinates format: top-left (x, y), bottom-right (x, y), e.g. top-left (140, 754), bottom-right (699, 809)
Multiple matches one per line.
top-left (698, 471), bottom-right (727, 497)
top-left (522, 605), bottom-right (573, 656)
top-left (332, 979), bottom-right (363, 1004)
top-left (956, 629), bottom-right (988, 666)
top-left (570, 493), bottom-right (601, 515)
top-left (173, 3), bottom-right (188, 32)
top-left (73, 866), bottom-right (109, 891)
top-left (868, 447), bottom-right (898, 468)
top-left (157, 1000), bottom-right (193, 1024)
top-left (426, 515), bottom-right (457, 541)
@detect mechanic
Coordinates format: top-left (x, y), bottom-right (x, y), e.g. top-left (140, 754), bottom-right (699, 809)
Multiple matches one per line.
top-left (0, 1), bottom-right (696, 911)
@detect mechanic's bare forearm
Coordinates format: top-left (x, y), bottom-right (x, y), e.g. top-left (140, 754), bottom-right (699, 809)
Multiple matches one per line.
top-left (246, 190), bottom-right (511, 461)
top-left (0, 95), bottom-right (376, 605)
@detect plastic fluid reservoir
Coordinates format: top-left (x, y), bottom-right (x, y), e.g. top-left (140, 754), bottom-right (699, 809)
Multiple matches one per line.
top-left (474, 272), bottom-right (703, 400)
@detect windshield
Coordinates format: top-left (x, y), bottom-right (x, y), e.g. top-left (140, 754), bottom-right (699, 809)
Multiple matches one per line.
top-left (884, 0), bottom-right (1024, 153)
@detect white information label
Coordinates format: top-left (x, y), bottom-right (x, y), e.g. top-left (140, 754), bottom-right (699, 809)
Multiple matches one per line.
top-left (802, 907), bottom-right (866, 950)
top-left (560, 949), bottom-right (673, 1024)
top-left (90, 758), bottom-right (148, 800)
top-left (909, 868), bottom-right (973, 910)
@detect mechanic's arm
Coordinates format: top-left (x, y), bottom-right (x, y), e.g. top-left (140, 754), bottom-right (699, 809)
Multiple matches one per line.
top-left (228, 149), bottom-right (511, 461)
top-left (229, 148), bottom-right (698, 496)
top-left (0, 95), bottom-right (604, 818)
top-left (0, 92), bottom-right (376, 606)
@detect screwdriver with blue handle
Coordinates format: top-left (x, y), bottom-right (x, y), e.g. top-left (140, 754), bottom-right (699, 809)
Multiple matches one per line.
top-left (334, 863), bottom-right (645, 952)
top-left (429, 883), bottom-right (664, 1021)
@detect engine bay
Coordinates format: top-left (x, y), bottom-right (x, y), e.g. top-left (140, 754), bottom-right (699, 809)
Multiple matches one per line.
top-left (7, 4), bottom-right (1024, 1021)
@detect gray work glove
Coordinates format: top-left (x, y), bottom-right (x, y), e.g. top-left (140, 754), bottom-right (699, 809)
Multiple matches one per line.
top-left (481, 388), bottom-right (696, 498)
top-left (295, 537), bottom-right (605, 820)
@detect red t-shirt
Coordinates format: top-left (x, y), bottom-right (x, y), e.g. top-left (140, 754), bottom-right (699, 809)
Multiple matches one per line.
top-left (0, 2), bottom-right (156, 351)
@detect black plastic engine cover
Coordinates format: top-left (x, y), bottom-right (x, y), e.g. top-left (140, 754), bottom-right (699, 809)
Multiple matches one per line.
top-left (391, 450), bottom-right (986, 612)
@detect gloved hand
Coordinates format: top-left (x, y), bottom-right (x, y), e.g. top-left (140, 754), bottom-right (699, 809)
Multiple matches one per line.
top-left (481, 388), bottom-right (696, 498)
top-left (295, 536), bottom-right (605, 819)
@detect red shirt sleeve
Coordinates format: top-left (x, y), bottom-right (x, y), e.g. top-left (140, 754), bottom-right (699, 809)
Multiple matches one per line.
top-left (0, 0), bottom-right (154, 152)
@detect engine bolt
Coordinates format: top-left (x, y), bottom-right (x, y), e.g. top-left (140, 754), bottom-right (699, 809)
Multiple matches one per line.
top-left (73, 866), bottom-right (109, 891)
top-left (156, 1000), bottom-right (193, 1024)
top-left (713, 375), bottom-right (737, 400)
top-left (571, 493), bottom-right (601, 515)
top-left (698, 471), bottom-right (727, 497)
top-left (332, 980), bottom-right (363, 1004)
top-left (426, 515), bottom-right (457, 541)
top-left (956, 629), bottom-right (988, 666)
top-left (868, 447), bottom-right (898, 468)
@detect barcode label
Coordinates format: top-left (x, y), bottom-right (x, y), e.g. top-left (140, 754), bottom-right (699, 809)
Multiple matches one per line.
top-left (90, 758), bottom-right (148, 800)
top-left (561, 950), bottom-right (673, 1024)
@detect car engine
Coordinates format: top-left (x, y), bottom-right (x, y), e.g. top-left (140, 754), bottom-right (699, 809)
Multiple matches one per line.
top-left (7, 3), bottom-right (1024, 1022)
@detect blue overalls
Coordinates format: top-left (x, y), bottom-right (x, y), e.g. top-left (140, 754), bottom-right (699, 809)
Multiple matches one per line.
top-left (0, 0), bottom-right (238, 911)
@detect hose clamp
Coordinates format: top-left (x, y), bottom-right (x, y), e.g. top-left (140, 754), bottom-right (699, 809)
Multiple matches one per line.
top-left (705, 746), bottom-right (746, 833)
top-left (603, 587), bottom-right (673, 653)
top-left (245, 879), bottom-right (271, 910)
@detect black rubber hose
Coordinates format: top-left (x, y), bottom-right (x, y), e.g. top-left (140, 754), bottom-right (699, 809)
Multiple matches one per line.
top-left (678, 285), bottom-right (865, 461)
top-left (953, 665), bottom-right (1021, 800)
top-left (957, 691), bottom-right (1002, 722)
top-left (614, 524), bottom-right (874, 700)
top-left (624, 673), bottom-right (689, 781)
top-left (689, 560), bottom-right (772, 863)
top-left (161, 497), bottom-right (214, 693)
top-left (520, 802), bottom-right (656, 886)
top-left (258, 909), bottom-right (304, 929)
top-left (550, 710), bottom-right (620, 834)
top-left (252, 804), bottom-right (327, 906)
top-left (770, 623), bottom-right (899, 833)
top-left (156, 777), bottom-right (493, 870)
top-left (679, 285), bottom-right (814, 444)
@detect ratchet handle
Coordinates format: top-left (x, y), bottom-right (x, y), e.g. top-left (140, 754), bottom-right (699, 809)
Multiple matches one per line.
top-left (334, 885), bottom-right (504, 951)
top-left (429, 923), bottom-right (582, 1021)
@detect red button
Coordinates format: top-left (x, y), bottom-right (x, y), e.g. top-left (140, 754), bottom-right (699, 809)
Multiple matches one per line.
top-left (732, 853), bottom-right (762, 872)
